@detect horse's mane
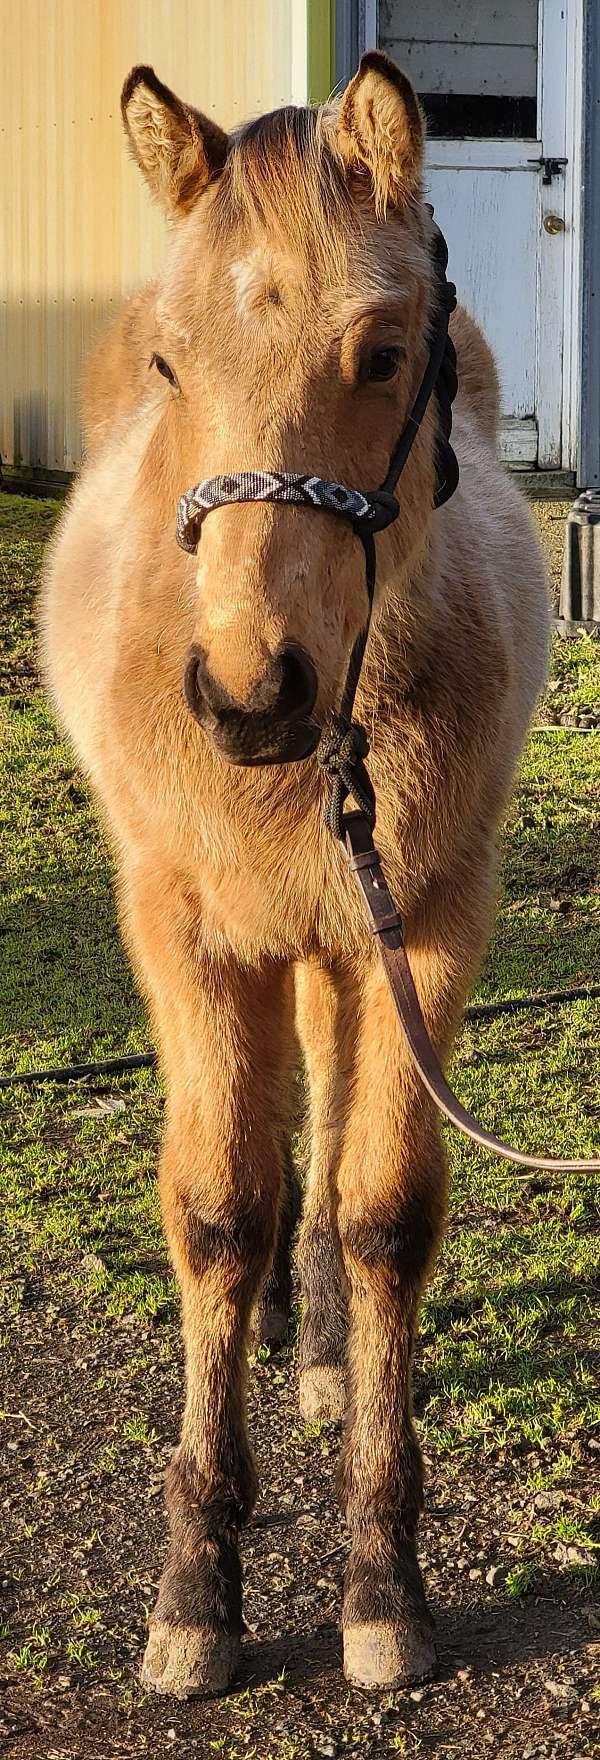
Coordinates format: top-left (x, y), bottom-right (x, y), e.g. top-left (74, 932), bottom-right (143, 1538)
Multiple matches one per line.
top-left (209, 104), bottom-right (353, 282)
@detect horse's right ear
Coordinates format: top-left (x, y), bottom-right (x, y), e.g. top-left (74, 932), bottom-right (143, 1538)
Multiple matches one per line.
top-left (121, 66), bottom-right (229, 215)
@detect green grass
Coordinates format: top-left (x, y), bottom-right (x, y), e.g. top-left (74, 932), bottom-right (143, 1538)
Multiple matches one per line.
top-left (1, 492), bottom-right (599, 1586)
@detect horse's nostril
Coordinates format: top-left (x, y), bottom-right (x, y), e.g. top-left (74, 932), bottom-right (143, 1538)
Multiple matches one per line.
top-left (276, 643), bottom-right (318, 723)
top-left (183, 642), bottom-right (317, 730)
top-left (182, 639), bottom-right (318, 764)
top-left (183, 646), bottom-right (209, 723)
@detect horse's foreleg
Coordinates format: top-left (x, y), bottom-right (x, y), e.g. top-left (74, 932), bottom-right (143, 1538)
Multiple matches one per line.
top-left (335, 953), bottom-right (450, 1691)
top-left (295, 962), bottom-right (351, 1422)
top-left (122, 872), bottom-right (295, 1697)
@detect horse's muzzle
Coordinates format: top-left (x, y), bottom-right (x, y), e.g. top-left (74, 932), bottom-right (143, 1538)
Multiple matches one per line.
top-left (182, 641), bottom-right (319, 766)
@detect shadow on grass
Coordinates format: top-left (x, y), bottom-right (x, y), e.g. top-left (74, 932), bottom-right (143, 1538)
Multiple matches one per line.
top-left (423, 1269), bottom-right (599, 1339)
top-left (414, 1266), bottom-right (598, 1421)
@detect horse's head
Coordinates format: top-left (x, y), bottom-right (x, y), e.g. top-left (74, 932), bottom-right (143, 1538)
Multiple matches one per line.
top-left (122, 54), bottom-right (437, 765)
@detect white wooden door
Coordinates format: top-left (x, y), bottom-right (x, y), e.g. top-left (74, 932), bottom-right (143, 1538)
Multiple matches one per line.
top-left (376, 1), bottom-right (569, 467)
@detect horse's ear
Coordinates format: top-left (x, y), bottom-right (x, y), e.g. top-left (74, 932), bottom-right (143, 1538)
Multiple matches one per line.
top-left (336, 52), bottom-right (424, 217)
top-left (121, 65), bottom-right (229, 214)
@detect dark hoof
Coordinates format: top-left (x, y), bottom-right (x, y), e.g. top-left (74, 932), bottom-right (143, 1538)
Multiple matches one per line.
top-left (250, 1305), bottom-right (289, 1347)
top-left (299, 1365), bottom-right (346, 1422)
top-left (343, 1619), bottom-right (437, 1689)
top-left (141, 1622), bottom-right (240, 1698)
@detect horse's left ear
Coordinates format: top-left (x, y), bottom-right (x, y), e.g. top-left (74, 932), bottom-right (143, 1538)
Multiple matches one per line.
top-left (336, 52), bottom-right (424, 217)
top-left (121, 65), bottom-right (229, 214)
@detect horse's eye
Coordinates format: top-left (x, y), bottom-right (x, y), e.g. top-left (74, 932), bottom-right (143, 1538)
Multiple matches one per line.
top-left (149, 352), bottom-right (180, 391)
top-left (365, 346), bottom-right (402, 383)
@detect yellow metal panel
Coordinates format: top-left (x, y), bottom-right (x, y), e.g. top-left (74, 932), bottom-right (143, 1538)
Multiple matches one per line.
top-left (0, 1), bottom-right (307, 470)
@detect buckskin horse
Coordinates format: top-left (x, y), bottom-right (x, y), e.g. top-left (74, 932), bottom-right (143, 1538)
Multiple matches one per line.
top-left (41, 54), bottom-right (550, 1697)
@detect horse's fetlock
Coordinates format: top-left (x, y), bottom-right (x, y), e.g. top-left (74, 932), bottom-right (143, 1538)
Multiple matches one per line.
top-left (166, 1442), bottom-right (258, 1535)
top-left (153, 1533), bottom-right (243, 1638)
top-left (343, 1531), bottom-right (430, 1631)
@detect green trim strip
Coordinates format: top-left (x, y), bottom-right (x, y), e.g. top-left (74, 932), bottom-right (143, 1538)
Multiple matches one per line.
top-left (307, 0), bottom-right (335, 105)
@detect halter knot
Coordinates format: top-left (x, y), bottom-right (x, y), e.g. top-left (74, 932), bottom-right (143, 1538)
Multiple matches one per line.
top-left (352, 488), bottom-right (400, 534)
top-left (317, 717), bottom-right (376, 841)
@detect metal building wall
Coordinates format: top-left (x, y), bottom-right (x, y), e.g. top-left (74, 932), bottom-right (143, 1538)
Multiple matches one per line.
top-left (0, 0), bottom-right (306, 472)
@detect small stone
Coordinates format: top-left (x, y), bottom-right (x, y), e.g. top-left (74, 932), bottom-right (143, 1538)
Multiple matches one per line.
top-left (533, 1490), bottom-right (562, 1512)
top-left (468, 1567), bottom-right (482, 1580)
top-left (554, 1542), bottom-right (595, 1567)
top-left (410, 1689), bottom-right (425, 1703)
top-left (457, 1668), bottom-right (471, 1682)
top-left (544, 1678), bottom-right (574, 1701)
top-left (319, 1745), bottom-right (336, 1757)
top-left (167, 1731), bottom-right (176, 1743)
top-left (485, 1563), bottom-right (507, 1587)
top-left (581, 1699), bottom-right (591, 1712)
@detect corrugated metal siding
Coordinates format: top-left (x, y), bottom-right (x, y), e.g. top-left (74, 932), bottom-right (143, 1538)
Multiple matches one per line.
top-left (0, 0), bottom-right (304, 471)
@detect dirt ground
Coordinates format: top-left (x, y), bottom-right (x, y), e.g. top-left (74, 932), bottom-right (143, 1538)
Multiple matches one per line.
top-left (1, 489), bottom-right (598, 1759)
top-left (2, 1280), bottom-right (599, 1760)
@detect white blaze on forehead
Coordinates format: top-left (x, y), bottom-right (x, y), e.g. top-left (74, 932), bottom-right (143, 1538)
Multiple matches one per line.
top-left (230, 249), bottom-right (273, 320)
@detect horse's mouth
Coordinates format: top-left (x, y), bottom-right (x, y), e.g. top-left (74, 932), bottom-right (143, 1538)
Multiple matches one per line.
top-left (204, 713), bottom-right (321, 768)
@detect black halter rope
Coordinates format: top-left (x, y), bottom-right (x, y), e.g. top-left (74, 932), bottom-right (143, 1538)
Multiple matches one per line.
top-left (176, 211), bottom-right (459, 839)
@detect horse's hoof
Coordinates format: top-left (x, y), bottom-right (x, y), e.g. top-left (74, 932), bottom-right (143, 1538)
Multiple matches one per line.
top-left (251, 1306), bottom-right (289, 1347)
top-left (343, 1620), bottom-right (437, 1690)
top-left (141, 1621), bottom-right (240, 1698)
top-left (299, 1365), bottom-right (346, 1423)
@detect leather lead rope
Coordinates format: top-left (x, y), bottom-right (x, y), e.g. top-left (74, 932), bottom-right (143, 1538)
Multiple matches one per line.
top-left (314, 234), bottom-right (599, 1173)
top-left (344, 811), bottom-right (600, 1175)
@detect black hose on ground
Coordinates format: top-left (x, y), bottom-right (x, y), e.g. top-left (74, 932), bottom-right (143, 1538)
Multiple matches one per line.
top-left (1, 985), bottom-right (599, 1089)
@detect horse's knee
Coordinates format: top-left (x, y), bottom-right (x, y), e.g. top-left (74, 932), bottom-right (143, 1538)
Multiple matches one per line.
top-left (164, 1172), bottom-right (279, 1300)
top-left (339, 1190), bottom-right (440, 1302)
top-left (184, 1195), bottom-right (275, 1286)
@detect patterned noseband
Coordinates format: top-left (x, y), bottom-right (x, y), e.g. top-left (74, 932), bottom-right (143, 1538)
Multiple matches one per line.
top-left (176, 473), bottom-right (399, 555)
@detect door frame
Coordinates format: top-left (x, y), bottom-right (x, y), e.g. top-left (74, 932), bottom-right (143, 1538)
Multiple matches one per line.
top-left (352, 0), bottom-right (584, 473)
